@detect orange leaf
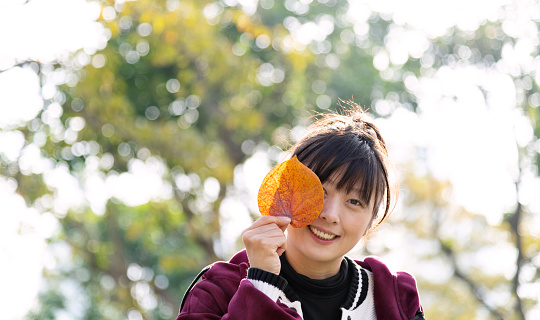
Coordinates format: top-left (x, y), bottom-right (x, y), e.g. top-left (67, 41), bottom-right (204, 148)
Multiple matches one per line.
top-left (257, 156), bottom-right (324, 228)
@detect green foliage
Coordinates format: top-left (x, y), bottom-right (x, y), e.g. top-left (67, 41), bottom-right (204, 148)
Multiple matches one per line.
top-left (2, 0), bottom-right (539, 319)
top-left (25, 290), bottom-right (65, 320)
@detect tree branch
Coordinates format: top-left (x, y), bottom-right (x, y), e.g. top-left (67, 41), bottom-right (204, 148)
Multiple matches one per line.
top-left (433, 207), bottom-right (505, 320)
top-left (507, 181), bottom-right (526, 320)
top-left (439, 241), bottom-right (504, 320)
top-left (173, 190), bottom-right (219, 262)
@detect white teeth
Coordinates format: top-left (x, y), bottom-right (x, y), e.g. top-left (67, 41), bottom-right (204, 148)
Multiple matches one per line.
top-left (309, 226), bottom-right (337, 240)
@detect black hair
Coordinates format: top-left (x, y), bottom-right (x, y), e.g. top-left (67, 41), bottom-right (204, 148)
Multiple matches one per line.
top-left (289, 101), bottom-right (397, 230)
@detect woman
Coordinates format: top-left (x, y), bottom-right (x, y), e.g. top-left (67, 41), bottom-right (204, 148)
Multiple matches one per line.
top-left (177, 102), bottom-right (425, 320)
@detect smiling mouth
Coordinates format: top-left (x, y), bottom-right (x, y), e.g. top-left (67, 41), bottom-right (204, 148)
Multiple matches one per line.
top-left (309, 226), bottom-right (337, 240)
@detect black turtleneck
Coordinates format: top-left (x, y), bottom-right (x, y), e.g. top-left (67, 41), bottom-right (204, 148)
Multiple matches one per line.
top-left (279, 254), bottom-right (353, 320)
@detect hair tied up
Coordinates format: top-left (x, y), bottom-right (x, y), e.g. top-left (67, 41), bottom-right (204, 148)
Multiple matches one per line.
top-left (352, 112), bottom-right (364, 123)
top-left (338, 98), bottom-right (370, 123)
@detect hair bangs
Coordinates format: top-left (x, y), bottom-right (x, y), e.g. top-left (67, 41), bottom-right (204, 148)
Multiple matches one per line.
top-left (337, 156), bottom-right (386, 209)
top-left (294, 132), bottom-right (388, 211)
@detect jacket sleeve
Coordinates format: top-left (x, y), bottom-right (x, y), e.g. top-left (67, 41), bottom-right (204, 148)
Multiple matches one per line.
top-left (360, 256), bottom-right (424, 320)
top-left (177, 277), bottom-right (301, 320)
top-left (395, 271), bottom-right (424, 320)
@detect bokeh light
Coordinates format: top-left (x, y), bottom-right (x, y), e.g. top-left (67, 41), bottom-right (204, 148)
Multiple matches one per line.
top-left (1, 0), bottom-right (540, 319)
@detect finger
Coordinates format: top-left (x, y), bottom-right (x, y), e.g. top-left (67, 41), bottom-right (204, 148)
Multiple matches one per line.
top-left (274, 216), bottom-right (291, 231)
top-left (242, 215), bottom-right (291, 234)
top-left (257, 215), bottom-right (291, 227)
top-left (242, 225), bottom-right (286, 244)
top-left (276, 243), bottom-right (287, 256)
top-left (277, 220), bottom-right (291, 232)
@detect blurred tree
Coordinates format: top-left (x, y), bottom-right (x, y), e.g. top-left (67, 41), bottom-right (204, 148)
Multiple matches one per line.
top-left (391, 17), bottom-right (540, 320)
top-left (0, 0), bottom-right (538, 319)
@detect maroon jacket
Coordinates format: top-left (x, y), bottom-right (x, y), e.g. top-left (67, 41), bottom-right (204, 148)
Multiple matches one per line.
top-left (178, 250), bottom-right (423, 320)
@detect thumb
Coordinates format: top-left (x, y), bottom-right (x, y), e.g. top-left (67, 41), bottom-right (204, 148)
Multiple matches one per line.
top-left (275, 216), bottom-right (291, 231)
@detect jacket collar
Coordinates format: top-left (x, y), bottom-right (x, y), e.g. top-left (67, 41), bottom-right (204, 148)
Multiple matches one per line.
top-left (280, 256), bottom-right (371, 312)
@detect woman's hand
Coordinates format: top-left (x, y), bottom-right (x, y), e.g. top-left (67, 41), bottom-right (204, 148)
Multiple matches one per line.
top-left (241, 215), bottom-right (291, 275)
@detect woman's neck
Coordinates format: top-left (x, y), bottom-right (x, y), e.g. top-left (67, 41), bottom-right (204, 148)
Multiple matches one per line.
top-left (283, 250), bottom-right (343, 280)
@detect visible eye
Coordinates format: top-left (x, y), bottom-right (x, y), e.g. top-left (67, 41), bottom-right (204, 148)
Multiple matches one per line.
top-left (348, 199), bottom-right (364, 207)
top-left (322, 187), bottom-right (328, 197)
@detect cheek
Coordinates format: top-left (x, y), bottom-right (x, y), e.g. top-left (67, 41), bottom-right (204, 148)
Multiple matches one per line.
top-left (346, 214), bottom-right (373, 238)
top-left (286, 226), bottom-right (308, 240)
top-left (364, 216), bottom-right (375, 233)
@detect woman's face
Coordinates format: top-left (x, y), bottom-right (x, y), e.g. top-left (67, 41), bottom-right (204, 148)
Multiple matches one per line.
top-left (285, 173), bottom-right (375, 279)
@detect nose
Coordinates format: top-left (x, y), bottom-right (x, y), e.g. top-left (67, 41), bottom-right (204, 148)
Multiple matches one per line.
top-left (319, 194), bottom-right (340, 223)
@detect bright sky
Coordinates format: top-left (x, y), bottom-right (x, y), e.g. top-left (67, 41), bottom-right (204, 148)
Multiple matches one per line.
top-left (1, 0), bottom-right (540, 319)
